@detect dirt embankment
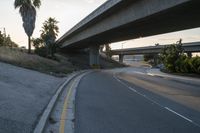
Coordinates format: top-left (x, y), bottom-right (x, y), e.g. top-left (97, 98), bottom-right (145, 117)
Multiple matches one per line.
top-left (0, 47), bottom-right (124, 76)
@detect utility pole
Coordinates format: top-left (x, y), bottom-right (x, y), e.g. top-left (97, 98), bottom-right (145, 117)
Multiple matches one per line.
top-left (0, 27), bottom-right (6, 36)
top-left (3, 28), bottom-right (6, 37)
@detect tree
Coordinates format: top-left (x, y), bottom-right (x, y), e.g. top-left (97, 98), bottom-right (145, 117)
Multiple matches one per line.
top-left (41, 17), bottom-right (59, 57)
top-left (32, 37), bottom-right (47, 57)
top-left (190, 56), bottom-right (200, 74)
top-left (14, 0), bottom-right (41, 54)
top-left (99, 45), bottom-right (104, 52)
top-left (32, 37), bottom-right (44, 49)
top-left (105, 44), bottom-right (112, 58)
top-left (0, 31), bottom-right (4, 46)
top-left (144, 54), bottom-right (154, 62)
top-left (4, 35), bottom-right (12, 47)
top-left (0, 33), bottom-right (18, 48)
top-left (160, 39), bottom-right (185, 72)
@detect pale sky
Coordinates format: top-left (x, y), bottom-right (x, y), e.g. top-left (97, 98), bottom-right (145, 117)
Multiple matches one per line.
top-left (0, 0), bottom-right (200, 49)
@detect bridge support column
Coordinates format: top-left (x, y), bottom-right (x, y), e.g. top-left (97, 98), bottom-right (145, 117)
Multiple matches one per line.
top-left (119, 54), bottom-right (124, 63)
top-left (89, 45), bottom-right (100, 67)
top-left (187, 52), bottom-right (192, 58)
top-left (153, 54), bottom-right (159, 66)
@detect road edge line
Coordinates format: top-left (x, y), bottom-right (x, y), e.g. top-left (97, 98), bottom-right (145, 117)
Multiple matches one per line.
top-left (59, 71), bottom-right (91, 133)
top-left (33, 71), bottom-right (86, 133)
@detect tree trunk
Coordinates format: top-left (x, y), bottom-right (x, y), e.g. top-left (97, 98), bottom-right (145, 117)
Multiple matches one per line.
top-left (28, 36), bottom-right (31, 54)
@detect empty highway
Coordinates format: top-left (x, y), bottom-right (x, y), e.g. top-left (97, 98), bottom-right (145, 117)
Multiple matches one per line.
top-left (75, 66), bottom-right (200, 133)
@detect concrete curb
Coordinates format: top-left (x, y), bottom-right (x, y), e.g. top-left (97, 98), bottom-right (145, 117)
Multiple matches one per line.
top-left (64, 71), bottom-right (92, 133)
top-left (33, 71), bottom-right (85, 133)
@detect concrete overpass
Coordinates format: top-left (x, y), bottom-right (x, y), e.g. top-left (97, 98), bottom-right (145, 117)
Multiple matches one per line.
top-left (56, 0), bottom-right (200, 66)
top-left (111, 42), bottom-right (200, 63)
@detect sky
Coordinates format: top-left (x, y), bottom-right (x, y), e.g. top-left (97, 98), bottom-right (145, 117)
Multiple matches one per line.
top-left (0, 0), bottom-right (200, 50)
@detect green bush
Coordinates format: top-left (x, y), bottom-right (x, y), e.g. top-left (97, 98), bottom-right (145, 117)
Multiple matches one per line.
top-left (190, 56), bottom-right (200, 74)
top-left (175, 55), bottom-right (190, 73)
top-left (181, 58), bottom-right (191, 73)
top-left (160, 39), bottom-right (200, 74)
top-left (35, 46), bottom-right (47, 57)
top-left (144, 54), bottom-right (154, 62)
top-left (160, 40), bottom-right (184, 72)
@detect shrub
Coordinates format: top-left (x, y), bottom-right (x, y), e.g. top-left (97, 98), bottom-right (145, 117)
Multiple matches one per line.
top-left (160, 39), bottom-right (200, 74)
top-left (160, 40), bottom-right (184, 72)
top-left (35, 46), bottom-right (47, 57)
top-left (190, 56), bottom-right (200, 74)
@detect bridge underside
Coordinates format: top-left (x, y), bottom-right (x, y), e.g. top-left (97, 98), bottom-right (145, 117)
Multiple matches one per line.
top-left (59, 0), bottom-right (200, 66)
top-left (60, 0), bottom-right (200, 50)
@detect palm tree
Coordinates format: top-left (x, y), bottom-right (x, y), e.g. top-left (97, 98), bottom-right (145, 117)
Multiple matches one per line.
top-left (14, 0), bottom-right (41, 54)
top-left (41, 17), bottom-right (59, 57)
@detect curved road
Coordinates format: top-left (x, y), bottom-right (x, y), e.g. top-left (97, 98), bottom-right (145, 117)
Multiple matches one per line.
top-left (75, 67), bottom-right (200, 133)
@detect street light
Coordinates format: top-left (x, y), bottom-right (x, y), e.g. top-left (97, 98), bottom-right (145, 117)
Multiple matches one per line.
top-left (121, 42), bottom-right (126, 49)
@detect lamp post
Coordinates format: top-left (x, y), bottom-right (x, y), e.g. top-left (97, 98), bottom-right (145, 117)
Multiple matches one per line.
top-left (121, 42), bottom-right (126, 49)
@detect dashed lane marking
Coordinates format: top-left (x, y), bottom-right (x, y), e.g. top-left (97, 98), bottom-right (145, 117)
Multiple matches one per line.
top-left (113, 74), bottom-right (200, 128)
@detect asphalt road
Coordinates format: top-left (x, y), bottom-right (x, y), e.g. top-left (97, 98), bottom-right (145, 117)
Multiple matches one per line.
top-left (75, 67), bottom-right (200, 133)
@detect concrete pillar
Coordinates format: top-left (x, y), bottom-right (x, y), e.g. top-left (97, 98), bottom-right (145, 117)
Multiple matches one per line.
top-left (153, 54), bottom-right (159, 66)
top-left (119, 54), bottom-right (124, 63)
top-left (89, 45), bottom-right (100, 66)
top-left (187, 52), bottom-right (192, 58)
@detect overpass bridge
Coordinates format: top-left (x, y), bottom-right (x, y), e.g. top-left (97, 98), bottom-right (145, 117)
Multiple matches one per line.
top-left (111, 42), bottom-right (200, 63)
top-left (56, 0), bottom-right (200, 66)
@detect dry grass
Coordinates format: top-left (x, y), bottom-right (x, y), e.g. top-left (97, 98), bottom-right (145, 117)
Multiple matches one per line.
top-left (0, 47), bottom-right (75, 76)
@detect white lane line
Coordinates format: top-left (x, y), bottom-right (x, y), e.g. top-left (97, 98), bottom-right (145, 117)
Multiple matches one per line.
top-left (114, 75), bottom-right (163, 107)
top-left (113, 74), bottom-right (200, 128)
top-left (164, 107), bottom-right (193, 122)
top-left (132, 71), bottom-right (146, 75)
top-left (113, 75), bottom-right (129, 88)
top-left (164, 107), bottom-right (200, 127)
top-left (147, 73), bottom-right (155, 76)
top-left (128, 87), bottom-right (137, 92)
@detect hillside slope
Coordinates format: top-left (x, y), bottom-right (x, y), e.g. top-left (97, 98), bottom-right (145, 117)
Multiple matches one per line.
top-left (59, 50), bottom-right (125, 69)
top-left (0, 47), bottom-right (124, 76)
top-left (0, 62), bottom-right (64, 133)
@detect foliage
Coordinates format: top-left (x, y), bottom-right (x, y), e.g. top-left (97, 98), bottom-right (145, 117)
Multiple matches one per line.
top-left (32, 37), bottom-right (44, 49)
top-left (174, 54), bottom-right (190, 73)
top-left (190, 56), bottom-right (200, 74)
top-left (99, 45), bottom-right (104, 52)
top-left (32, 17), bottom-right (59, 58)
top-left (160, 39), bottom-right (200, 74)
top-left (0, 47), bottom-right (74, 76)
top-left (32, 37), bottom-right (47, 56)
top-left (34, 46), bottom-right (47, 57)
top-left (160, 39), bottom-right (184, 72)
top-left (40, 17), bottom-right (59, 57)
top-left (105, 44), bottom-right (112, 58)
top-left (0, 31), bottom-right (4, 46)
top-left (0, 31), bottom-right (18, 47)
top-left (14, 0), bottom-right (41, 53)
top-left (144, 54), bottom-right (154, 62)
